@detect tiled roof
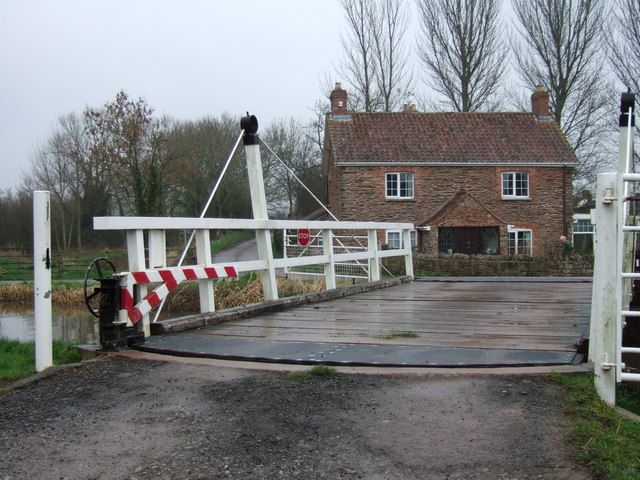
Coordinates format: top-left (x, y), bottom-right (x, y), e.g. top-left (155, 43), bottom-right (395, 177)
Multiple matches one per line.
top-left (326, 111), bottom-right (579, 165)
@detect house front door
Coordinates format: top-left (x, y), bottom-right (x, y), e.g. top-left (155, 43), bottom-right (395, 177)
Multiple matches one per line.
top-left (454, 228), bottom-right (482, 254)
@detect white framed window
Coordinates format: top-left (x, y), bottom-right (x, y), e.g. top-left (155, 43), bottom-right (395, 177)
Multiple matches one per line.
top-left (502, 172), bottom-right (529, 199)
top-left (386, 172), bottom-right (414, 199)
top-left (508, 229), bottom-right (532, 255)
top-left (572, 217), bottom-right (593, 252)
top-left (386, 230), bottom-right (401, 249)
top-left (385, 229), bottom-right (417, 249)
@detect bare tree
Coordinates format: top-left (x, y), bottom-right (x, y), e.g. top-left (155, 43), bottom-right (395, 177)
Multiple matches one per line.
top-left (370, 0), bottom-right (413, 111)
top-left (338, 0), bottom-right (413, 112)
top-left (512, 0), bottom-right (612, 192)
top-left (28, 112), bottom-right (114, 249)
top-left (168, 114), bottom-right (251, 219)
top-left (608, 0), bottom-right (640, 103)
top-left (416, 0), bottom-right (507, 112)
top-left (607, 0), bottom-right (640, 166)
top-left (262, 118), bottom-right (320, 218)
top-left (30, 137), bottom-right (72, 250)
top-left (84, 91), bottom-right (174, 216)
top-left (339, 0), bottom-right (379, 111)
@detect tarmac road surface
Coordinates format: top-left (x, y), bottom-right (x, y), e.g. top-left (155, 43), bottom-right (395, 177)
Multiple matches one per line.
top-left (0, 356), bottom-right (593, 480)
top-left (212, 238), bottom-right (258, 263)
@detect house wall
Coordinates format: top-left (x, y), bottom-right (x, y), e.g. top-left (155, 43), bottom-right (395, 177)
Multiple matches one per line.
top-left (328, 165), bottom-right (573, 256)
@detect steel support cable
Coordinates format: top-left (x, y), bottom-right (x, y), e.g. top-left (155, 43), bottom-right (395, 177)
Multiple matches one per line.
top-left (152, 130), bottom-right (244, 323)
top-left (259, 138), bottom-right (395, 278)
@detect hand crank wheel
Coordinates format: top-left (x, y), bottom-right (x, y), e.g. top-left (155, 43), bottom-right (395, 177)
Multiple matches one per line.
top-left (83, 257), bottom-right (116, 318)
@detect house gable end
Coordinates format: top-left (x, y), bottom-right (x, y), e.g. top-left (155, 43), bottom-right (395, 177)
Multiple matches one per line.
top-left (421, 190), bottom-right (507, 227)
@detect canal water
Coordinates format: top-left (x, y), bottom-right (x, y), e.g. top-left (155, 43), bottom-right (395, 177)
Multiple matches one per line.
top-left (0, 304), bottom-right (99, 344)
top-left (0, 304), bottom-right (182, 344)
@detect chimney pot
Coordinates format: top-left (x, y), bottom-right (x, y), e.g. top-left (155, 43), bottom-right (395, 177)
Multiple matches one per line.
top-left (330, 82), bottom-right (348, 114)
top-left (531, 85), bottom-right (551, 119)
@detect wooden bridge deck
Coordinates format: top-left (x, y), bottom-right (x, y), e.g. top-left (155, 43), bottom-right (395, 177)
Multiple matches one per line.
top-left (140, 278), bottom-right (592, 366)
top-left (200, 278), bottom-right (591, 351)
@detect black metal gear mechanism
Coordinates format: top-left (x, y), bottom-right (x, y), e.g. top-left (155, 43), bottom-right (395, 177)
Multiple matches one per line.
top-left (83, 257), bottom-right (116, 318)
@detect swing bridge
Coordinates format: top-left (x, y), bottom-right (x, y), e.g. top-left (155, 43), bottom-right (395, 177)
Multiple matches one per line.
top-left (85, 97), bottom-right (639, 405)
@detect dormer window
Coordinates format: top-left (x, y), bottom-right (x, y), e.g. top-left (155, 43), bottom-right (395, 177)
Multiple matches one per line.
top-left (502, 172), bottom-right (529, 199)
top-left (386, 172), bottom-right (414, 199)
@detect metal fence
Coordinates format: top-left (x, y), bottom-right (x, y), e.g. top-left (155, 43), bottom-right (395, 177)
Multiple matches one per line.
top-left (283, 230), bottom-right (369, 279)
top-left (0, 248), bottom-right (129, 281)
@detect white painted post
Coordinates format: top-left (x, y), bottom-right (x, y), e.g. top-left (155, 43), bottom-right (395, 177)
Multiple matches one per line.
top-left (282, 229), bottom-right (288, 276)
top-left (33, 191), bottom-right (52, 372)
top-left (241, 115), bottom-right (278, 300)
top-left (195, 229), bottom-right (215, 313)
top-left (402, 229), bottom-right (414, 278)
top-left (368, 229), bottom-right (381, 282)
top-left (148, 230), bottom-right (166, 269)
top-left (323, 229), bottom-right (336, 290)
top-left (126, 229), bottom-right (149, 336)
top-left (590, 173), bottom-right (618, 404)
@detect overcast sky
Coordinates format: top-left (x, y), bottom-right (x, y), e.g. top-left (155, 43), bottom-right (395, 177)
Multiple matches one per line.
top-left (0, 0), bottom-right (345, 190)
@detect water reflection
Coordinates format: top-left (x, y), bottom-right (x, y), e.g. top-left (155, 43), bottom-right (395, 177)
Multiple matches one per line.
top-left (0, 304), bottom-right (99, 344)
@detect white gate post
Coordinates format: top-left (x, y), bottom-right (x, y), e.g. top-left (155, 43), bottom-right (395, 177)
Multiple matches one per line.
top-left (148, 230), bottom-right (166, 269)
top-left (33, 191), bottom-right (52, 372)
top-left (323, 229), bottom-right (336, 290)
top-left (195, 229), bottom-right (215, 313)
top-left (402, 229), bottom-right (414, 278)
top-left (368, 229), bottom-right (381, 282)
top-left (126, 230), bottom-right (149, 336)
top-left (241, 115), bottom-right (278, 300)
top-left (590, 173), bottom-right (618, 404)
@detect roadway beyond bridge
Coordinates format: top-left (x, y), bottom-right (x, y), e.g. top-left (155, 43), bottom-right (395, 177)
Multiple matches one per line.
top-left (138, 277), bottom-right (592, 368)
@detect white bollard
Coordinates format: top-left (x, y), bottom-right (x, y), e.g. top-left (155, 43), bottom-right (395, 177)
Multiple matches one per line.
top-left (33, 191), bottom-right (53, 372)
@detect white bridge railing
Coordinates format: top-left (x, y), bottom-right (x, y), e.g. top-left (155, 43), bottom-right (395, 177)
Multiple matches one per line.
top-left (283, 229), bottom-right (371, 279)
top-left (94, 216), bottom-right (414, 336)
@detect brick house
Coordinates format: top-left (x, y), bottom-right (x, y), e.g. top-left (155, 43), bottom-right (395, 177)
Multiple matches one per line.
top-left (322, 83), bottom-right (579, 256)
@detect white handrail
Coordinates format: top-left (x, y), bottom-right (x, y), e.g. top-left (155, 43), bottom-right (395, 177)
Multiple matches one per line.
top-left (94, 216), bottom-right (414, 231)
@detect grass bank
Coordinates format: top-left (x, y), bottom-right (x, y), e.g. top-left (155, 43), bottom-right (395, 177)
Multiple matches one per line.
top-left (551, 373), bottom-right (640, 479)
top-left (0, 338), bottom-right (81, 386)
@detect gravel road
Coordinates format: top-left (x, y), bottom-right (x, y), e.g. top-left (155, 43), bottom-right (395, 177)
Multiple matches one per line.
top-left (0, 356), bottom-right (592, 479)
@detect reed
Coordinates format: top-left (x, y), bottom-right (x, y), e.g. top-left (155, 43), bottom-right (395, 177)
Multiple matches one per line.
top-left (166, 276), bottom-right (325, 313)
top-left (0, 276), bottom-right (326, 313)
top-left (0, 283), bottom-right (85, 305)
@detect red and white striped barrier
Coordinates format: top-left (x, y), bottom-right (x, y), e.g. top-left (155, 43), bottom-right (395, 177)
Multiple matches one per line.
top-left (120, 265), bottom-right (238, 323)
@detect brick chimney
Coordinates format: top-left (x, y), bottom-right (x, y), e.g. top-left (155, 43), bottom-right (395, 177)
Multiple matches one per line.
top-left (330, 82), bottom-right (348, 114)
top-left (531, 85), bottom-right (551, 119)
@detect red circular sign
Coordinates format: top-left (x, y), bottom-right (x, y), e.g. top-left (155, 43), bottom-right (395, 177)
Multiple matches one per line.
top-left (297, 228), bottom-right (310, 246)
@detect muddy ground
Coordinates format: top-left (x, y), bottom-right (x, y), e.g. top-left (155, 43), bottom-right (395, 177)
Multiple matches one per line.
top-left (0, 356), bottom-right (592, 479)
